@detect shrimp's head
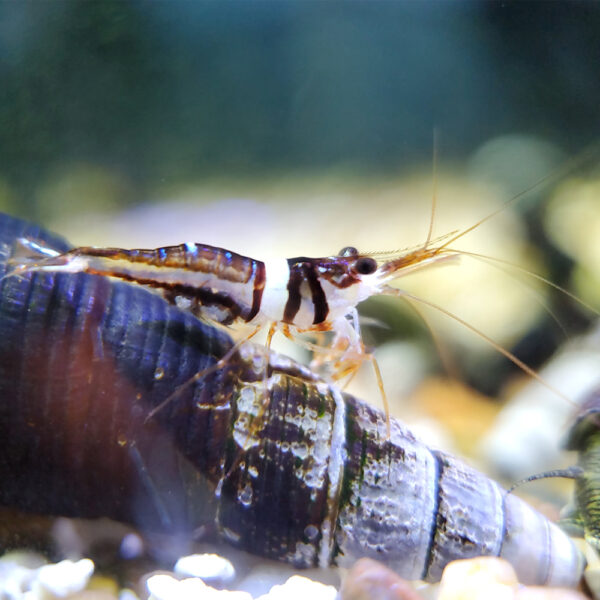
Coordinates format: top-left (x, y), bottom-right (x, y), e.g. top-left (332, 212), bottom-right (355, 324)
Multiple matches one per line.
top-left (310, 240), bottom-right (459, 323)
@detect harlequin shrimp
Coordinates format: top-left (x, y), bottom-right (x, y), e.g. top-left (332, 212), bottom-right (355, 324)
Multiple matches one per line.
top-left (1, 223), bottom-right (495, 431)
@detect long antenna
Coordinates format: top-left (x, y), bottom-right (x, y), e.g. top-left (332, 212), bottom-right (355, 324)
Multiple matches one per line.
top-left (437, 140), bottom-right (600, 253)
top-left (425, 128), bottom-right (439, 248)
top-left (506, 466), bottom-right (583, 495)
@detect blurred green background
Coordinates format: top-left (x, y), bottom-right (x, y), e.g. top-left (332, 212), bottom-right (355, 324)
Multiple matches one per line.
top-left (1, 1), bottom-right (600, 212)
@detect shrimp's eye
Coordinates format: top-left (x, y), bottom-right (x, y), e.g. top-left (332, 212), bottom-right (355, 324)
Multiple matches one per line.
top-left (354, 257), bottom-right (377, 275)
top-left (338, 246), bottom-right (358, 257)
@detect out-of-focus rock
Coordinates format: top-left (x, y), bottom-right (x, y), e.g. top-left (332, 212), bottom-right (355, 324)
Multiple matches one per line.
top-left (174, 553), bottom-right (235, 584)
top-left (146, 573), bottom-right (252, 600)
top-left (236, 562), bottom-right (338, 598)
top-left (67, 591), bottom-right (118, 600)
top-left (35, 558), bottom-right (95, 598)
top-left (544, 177), bottom-right (600, 308)
top-left (481, 324), bottom-right (600, 481)
top-left (514, 588), bottom-right (588, 600)
top-left (0, 552), bottom-right (95, 600)
top-left (255, 575), bottom-right (337, 600)
top-left (412, 377), bottom-right (500, 457)
top-left (339, 558), bottom-right (426, 600)
top-left (438, 557), bottom-right (588, 600)
top-left (438, 556), bottom-right (519, 600)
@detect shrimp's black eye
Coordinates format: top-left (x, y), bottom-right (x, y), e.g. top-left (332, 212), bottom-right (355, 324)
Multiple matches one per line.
top-left (354, 257), bottom-right (377, 275)
top-left (338, 246), bottom-right (358, 257)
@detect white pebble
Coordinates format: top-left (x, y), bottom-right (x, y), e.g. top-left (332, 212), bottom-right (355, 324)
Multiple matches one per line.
top-left (256, 575), bottom-right (337, 600)
top-left (174, 553), bottom-right (235, 583)
top-left (438, 557), bottom-right (518, 600)
top-left (147, 573), bottom-right (252, 600)
top-left (35, 558), bottom-right (95, 597)
top-left (0, 564), bottom-right (35, 599)
top-left (147, 574), bottom-right (206, 600)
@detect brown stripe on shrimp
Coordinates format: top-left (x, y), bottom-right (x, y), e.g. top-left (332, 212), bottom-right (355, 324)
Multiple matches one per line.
top-left (283, 259), bottom-right (330, 326)
top-left (247, 259), bottom-right (266, 322)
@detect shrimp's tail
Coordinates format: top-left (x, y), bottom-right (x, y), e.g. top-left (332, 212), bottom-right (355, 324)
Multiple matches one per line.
top-left (4, 237), bottom-right (72, 278)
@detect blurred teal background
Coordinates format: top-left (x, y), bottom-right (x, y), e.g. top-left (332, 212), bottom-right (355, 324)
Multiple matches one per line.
top-left (1, 1), bottom-right (600, 214)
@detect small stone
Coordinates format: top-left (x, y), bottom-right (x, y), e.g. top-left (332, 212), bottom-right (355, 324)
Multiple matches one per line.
top-left (147, 574), bottom-right (208, 600)
top-left (0, 563), bottom-right (36, 599)
top-left (67, 591), bottom-right (119, 600)
top-left (585, 564), bottom-right (600, 600)
top-left (339, 558), bottom-right (426, 600)
top-left (438, 557), bottom-right (519, 600)
top-left (515, 587), bottom-right (589, 600)
top-left (119, 533), bottom-right (144, 560)
top-left (0, 550), bottom-right (47, 570)
top-left (35, 558), bottom-right (95, 597)
top-left (256, 575), bottom-right (337, 600)
top-left (118, 591), bottom-right (140, 600)
top-left (146, 573), bottom-right (252, 600)
top-left (174, 553), bottom-right (235, 584)
top-left (236, 563), bottom-right (301, 597)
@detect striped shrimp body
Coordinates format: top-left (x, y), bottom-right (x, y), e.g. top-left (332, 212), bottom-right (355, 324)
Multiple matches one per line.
top-left (0, 212), bottom-right (585, 586)
top-left (9, 238), bottom-right (446, 331)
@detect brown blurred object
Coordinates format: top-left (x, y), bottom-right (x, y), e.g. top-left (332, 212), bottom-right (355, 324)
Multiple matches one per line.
top-left (0, 507), bottom-right (55, 553)
top-left (412, 377), bottom-right (501, 456)
top-left (339, 558), bottom-right (426, 600)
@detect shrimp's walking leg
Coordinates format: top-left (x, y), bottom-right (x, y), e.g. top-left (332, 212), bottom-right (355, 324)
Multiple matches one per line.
top-left (254, 321), bottom-right (277, 423)
top-left (319, 311), bottom-right (392, 438)
top-left (146, 324), bottom-right (264, 422)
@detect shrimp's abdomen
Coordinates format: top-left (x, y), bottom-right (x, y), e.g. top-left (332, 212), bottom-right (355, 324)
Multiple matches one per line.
top-left (65, 243), bottom-right (267, 325)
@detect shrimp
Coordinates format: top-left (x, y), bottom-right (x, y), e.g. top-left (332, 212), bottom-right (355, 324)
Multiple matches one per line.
top-left (0, 210), bottom-right (579, 435)
top-left (3, 223), bottom-right (470, 430)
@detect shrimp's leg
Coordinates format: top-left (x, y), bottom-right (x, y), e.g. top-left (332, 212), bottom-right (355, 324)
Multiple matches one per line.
top-left (253, 321), bottom-right (277, 426)
top-left (339, 311), bottom-right (391, 437)
top-left (315, 311), bottom-right (392, 438)
top-left (145, 324), bottom-right (264, 422)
